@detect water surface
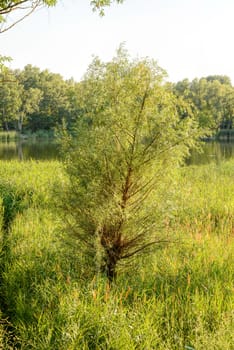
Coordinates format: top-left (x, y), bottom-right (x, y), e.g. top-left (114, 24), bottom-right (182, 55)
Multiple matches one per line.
top-left (187, 141), bottom-right (234, 165)
top-left (0, 140), bottom-right (59, 161)
top-left (0, 140), bottom-right (234, 164)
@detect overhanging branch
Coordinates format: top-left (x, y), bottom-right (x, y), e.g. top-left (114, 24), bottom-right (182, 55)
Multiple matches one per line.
top-left (0, 0), bottom-right (43, 33)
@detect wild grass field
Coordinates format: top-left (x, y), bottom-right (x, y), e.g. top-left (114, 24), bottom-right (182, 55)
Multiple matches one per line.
top-left (0, 159), bottom-right (233, 349)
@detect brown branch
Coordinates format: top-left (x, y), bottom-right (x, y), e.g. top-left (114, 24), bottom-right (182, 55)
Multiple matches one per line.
top-left (112, 119), bottom-right (134, 140)
top-left (128, 179), bottom-right (156, 212)
top-left (141, 130), bottom-right (162, 156)
top-left (121, 239), bottom-right (171, 260)
top-left (120, 165), bottom-right (132, 209)
top-left (154, 129), bottom-right (199, 160)
top-left (0, 0), bottom-right (42, 33)
top-left (103, 152), bottom-right (113, 186)
top-left (119, 87), bottom-right (150, 211)
top-left (128, 174), bottom-right (155, 200)
top-left (67, 223), bottom-right (96, 249)
top-left (130, 89), bottom-right (148, 158)
top-left (0, 0), bottom-right (29, 15)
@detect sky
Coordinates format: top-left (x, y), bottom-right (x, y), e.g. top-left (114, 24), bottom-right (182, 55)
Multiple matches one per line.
top-left (1, 0), bottom-right (234, 83)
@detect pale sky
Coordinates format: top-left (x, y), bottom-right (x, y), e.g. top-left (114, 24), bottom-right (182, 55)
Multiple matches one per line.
top-left (1, 0), bottom-right (234, 83)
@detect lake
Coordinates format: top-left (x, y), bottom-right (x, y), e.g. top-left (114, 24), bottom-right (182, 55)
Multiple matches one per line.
top-left (0, 139), bottom-right (234, 164)
top-left (187, 141), bottom-right (234, 165)
top-left (0, 140), bottom-right (59, 161)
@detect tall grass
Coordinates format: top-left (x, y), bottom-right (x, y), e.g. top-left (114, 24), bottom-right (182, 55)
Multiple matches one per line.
top-left (0, 159), bottom-right (233, 349)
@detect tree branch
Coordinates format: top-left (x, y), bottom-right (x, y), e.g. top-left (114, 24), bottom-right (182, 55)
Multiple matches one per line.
top-left (0, 0), bottom-right (43, 33)
top-left (121, 238), bottom-right (171, 260)
top-left (0, 0), bottom-right (29, 15)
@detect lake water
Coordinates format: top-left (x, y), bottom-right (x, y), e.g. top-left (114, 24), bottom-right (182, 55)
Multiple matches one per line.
top-left (0, 140), bottom-right (59, 161)
top-left (0, 140), bottom-right (234, 164)
top-left (187, 141), bottom-right (234, 165)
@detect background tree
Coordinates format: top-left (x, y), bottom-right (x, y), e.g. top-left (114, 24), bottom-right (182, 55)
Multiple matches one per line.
top-left (206, 75), bottom-right (232, 86)
top-left (32, 69), bottom-right (70, 131)
top-left (0, 64), bottom-right (83, 133)
top-left (60, 48), bottom-right (201, 283)
top-left (0, 54), bottom-right (12, 80)
top-left (0, 75), bottom-right (21, 130)
top-left (174, 76), bottom-right (234, 132)
top-left (219, 86), bottom-right (234, 129)
top-left (16, 85), bottom-right (42, 132)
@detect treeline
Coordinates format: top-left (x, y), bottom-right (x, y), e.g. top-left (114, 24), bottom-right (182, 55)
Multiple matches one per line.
top-left (173, 75), bottom-right (234, 131)
top-left (0, 65), bottom-right (79, 133)
top-left (1, 64), bottom-right (234, 135)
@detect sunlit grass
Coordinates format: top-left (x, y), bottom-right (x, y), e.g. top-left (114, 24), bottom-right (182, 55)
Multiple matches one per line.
top-left (0, 159), bottom-right (233, 349)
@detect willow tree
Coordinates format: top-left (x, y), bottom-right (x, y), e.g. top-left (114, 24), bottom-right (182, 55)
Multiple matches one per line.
top-left (61, 48), bottom-right (201, 283)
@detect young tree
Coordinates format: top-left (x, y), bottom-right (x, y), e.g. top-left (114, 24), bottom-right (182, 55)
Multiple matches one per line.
top-left (60, 48), bottom-right (201, 283)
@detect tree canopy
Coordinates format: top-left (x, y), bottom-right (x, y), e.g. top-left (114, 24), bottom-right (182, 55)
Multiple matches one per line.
top-left (173, 76), bottom-right (234, 131)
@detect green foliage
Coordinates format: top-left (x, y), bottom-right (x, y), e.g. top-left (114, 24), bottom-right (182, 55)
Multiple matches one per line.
top-left (206, 75), bottom-right (232, 86)
top-left (174, 76), bottom-right (234, 132)
top-left (0, 54), bottom-right (11, 76)
top-left (91, 0), bottom-right (124, 15)
top-left (0, 64), bottom-right (81, 133)
top-left (0, 0), bottom-right (57, 33)
top-left (0, 0), bottom-right (124, 33)
top-left (60, 47), bottom-right (202, 281)
top-left (0, 78), bottom-right (21, 131)
top-left (1, 61), bottom-right (234, 136)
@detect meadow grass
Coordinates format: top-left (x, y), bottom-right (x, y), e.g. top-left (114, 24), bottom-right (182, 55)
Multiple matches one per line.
top-left (0, 159), bottom-right (233, 349)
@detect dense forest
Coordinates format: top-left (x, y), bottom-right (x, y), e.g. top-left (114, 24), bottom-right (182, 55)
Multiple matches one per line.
top-left (1, 64), bottom-right (234, 136)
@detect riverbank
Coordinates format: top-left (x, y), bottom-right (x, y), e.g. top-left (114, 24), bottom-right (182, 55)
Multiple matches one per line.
top-left (0, 130), bottom-right (54, 142)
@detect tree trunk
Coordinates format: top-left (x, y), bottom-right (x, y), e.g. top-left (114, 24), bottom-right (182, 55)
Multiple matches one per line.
top-left (106, 256), bottom-right (117, 283)
top-left (18, 114), bottom-right (23, 133)
top-left (4, 120), bottom-right (9, 132)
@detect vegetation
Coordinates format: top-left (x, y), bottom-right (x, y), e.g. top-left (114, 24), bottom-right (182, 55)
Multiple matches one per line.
top-left (0, 0), bottom-right (124, 33)
top-left (1, 0), bottom-right (233, 347)
top-left (60, 48), bottom-right (202, 282)
top-left (0, 159), bottom-right (233, 349)
top-left (1, 59), bottom-right (234, 138)
top-left (173, 75), bottom-right (234, 132)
